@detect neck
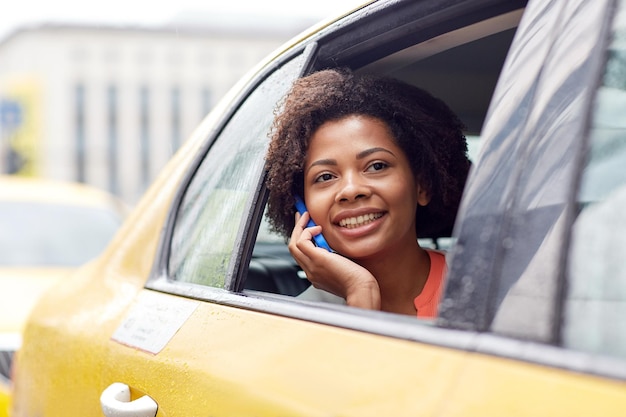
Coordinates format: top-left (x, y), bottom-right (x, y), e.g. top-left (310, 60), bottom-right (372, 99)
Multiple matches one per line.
top-left (358, 241), bottom-right (430, 315)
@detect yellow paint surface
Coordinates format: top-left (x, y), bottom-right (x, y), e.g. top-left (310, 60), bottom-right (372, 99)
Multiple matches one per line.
top-left (0, 380), bottom-right (9, 417)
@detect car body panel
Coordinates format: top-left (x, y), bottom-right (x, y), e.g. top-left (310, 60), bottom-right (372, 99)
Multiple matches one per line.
top-left (0, 391), bottom-right (8, 417)
top-left (0, 268), bottom-right (71, 334)
top-left (14, 280), bottom-right (626, 416)
top-left (444, 353), bottom-right (626, 416)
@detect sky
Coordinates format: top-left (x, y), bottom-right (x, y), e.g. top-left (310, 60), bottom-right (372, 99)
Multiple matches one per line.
top-left (0, 0), bottom-right (367, 40)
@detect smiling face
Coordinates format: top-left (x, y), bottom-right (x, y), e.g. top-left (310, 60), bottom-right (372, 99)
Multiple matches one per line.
top-left (303, 115), bottom-right (430, 261)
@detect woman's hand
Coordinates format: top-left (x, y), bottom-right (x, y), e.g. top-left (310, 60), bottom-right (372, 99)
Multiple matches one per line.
top-left (289, 212), bottom-right (381, 310)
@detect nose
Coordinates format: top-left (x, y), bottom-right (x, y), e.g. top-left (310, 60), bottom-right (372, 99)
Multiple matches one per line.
top-left (336, 172), bottom-right (370, 202)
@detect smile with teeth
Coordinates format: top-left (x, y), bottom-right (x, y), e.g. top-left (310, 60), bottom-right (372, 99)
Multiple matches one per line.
top-left (338, 213), bottom-right (383, 228)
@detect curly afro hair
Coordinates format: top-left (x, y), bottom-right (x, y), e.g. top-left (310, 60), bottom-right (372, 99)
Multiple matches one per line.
top-left (264, 67), bottom-right (470, 240)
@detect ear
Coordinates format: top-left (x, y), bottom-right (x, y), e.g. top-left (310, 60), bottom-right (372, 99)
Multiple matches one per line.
top-left (416, 183), bottom-right (431, 206)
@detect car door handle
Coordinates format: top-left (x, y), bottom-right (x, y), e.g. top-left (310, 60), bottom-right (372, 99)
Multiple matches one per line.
top-left (100, 382), bottom-right (158, 417)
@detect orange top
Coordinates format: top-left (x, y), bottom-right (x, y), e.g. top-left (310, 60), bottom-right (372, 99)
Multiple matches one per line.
top-left (414, 250), bottom-right (447, 318)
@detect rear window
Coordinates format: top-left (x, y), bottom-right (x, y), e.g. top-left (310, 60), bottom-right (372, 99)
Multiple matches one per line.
top-left (0, 201), bottom-right (122, 266)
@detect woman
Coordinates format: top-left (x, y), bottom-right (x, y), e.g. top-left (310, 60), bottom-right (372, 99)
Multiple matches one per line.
top-left (264, 68), bottom-right (470, 317)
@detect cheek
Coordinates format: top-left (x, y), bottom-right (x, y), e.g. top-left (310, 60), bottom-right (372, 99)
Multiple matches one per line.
top-left (389, 178), bottom-right (420, 216)
top-left (390, 176), bottom-right (417, 200)
top-left (303, 189), bottom-right (328, 224)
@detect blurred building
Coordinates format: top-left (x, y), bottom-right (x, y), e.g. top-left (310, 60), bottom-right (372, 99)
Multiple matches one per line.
top-left (0, 17), bottom-right (312, 204)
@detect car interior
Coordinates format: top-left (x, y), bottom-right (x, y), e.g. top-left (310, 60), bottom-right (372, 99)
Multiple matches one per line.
top-left (244, 7), bottom-right (525, 299)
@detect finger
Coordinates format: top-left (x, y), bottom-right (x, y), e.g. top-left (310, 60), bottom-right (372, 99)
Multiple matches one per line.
top-left (296, 210), bottom-right (309, 228)
top-left (298, 224), bottom-right (321, 243)
top-left (297, 226), bottom-right (326, 258)
top-left (290, 212), bottom-right (308, 242)
top-left (289, 212), bottom-right (311, 259)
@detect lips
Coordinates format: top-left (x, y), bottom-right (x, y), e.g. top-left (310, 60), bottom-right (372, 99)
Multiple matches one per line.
top-left (338, 212), bottom-right (384, 228)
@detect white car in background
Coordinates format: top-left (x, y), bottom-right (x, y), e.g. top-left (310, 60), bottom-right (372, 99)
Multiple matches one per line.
top-left (0, 175), bottom-right (127, 415)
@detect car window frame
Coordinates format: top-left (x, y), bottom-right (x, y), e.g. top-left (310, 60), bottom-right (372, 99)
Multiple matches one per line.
top-left (146, 43), bottom-right (318, 295)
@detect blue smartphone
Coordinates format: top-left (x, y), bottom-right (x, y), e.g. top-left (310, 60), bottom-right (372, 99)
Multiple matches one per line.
top-left (294, 195), bottom-right (333, 252)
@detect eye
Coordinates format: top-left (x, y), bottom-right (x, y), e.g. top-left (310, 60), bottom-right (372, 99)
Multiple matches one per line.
top-left (314, 172), bottom-right (335, 183)
top-left (367, 161), bottom-right (388, 172)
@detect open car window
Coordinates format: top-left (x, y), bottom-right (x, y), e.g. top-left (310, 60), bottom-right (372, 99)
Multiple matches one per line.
top-left (356, 10), bottom-right (522, 137)
top-left (246, 8), bottom-right (524, 299)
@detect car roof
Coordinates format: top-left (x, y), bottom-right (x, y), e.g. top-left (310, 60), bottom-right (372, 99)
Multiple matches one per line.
top-left (0, 175), bottom-right (128, 212)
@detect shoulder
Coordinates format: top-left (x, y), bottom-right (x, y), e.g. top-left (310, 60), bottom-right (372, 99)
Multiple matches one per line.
top-left (426, 249), bottom-right (447, 268)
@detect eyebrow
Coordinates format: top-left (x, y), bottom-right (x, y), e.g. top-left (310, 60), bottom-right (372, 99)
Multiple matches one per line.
top-left (305, 147), bottom-right (395, 174)
top-left (356, 147), bottom-right (395, 159)
top-left (306, 158), bottom-right (336, 175)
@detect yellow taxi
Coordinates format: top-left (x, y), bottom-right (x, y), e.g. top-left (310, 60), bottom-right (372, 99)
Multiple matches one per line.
top-left (0, 176), bottom-right (127, 416)
top-left (10, 0), bottom-right (626, 415)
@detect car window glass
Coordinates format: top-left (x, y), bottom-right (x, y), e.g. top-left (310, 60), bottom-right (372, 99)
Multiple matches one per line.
top-left (442, 0), bottom-right (612, 341)
top-left (565, 0), bottom-right (626, 359)
top-left (477, 0), bottom-right (608, 341)
top-left (168, 54), bottom-right (306, 287)
top-left (0, 201), bottom-right (121, 266)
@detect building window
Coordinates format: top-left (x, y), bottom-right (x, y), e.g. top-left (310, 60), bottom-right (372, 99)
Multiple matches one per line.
top-left (140, 86), bottom-right (150, 189)
top-left (171, 86), bottom-right (181, 152)
top-left (75, 84), bottom-right (86, 183)
top-left (107, 85), bottom-right (118, 195)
